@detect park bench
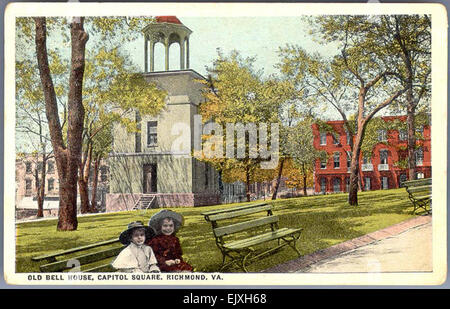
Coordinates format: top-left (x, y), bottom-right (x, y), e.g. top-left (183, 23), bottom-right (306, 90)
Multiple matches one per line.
top-left (32, 238), bottom-right (123, 272)
top-left (403, 178), bottom-right (432, 214)
top-left (202, 202), bottom-right (303, 272)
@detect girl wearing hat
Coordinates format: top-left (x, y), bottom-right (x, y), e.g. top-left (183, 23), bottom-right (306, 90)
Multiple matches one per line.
top-left (111, 221), bottom-right (160, 273)
top-left (147, 210), bottom-right (193, 272)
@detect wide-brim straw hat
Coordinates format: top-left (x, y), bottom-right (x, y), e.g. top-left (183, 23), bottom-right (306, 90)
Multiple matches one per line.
top-left (119, 221), bottom-right (155, 245)
top-left (148, 209), bottom-right (184, 234)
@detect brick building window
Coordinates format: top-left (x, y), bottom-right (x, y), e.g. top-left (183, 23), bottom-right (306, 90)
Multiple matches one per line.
top-left (47, 161), bottom-right (55, 173)
top-left (378, 129), bottom-right (387, 142)
top-left (147, 121), bottom-right (158, 147)
top-left (48, 178), bottom-right (54, 191)
top-left (381, 176), bottom-right (389, 189)
top-left (333, 152), bottom-right (340, 168)
top-left (25, 179), bottom-right (32, 195)
top-left (415, 147), bottom-right (424, 166)
top-left (320, 132), bottom-right (327, 145)
top-left (320, 159), bottom-right (327, 169)
top-left (25, 162), bottom-right (32, 174)
top-left (379, 150), bottom-right (388, 164)
top-left (364, 177), bottom-right (371, 191)
top-left (333, 178), bottom-right (341, 192)
top-left (320, 178), bottom-right (326, 193)
top-left (399, 129), bottom-right (407, 141)
top-left (332, 134), bottom-right (339, 145)
top-left (37, 162), bottom-right (43, 173)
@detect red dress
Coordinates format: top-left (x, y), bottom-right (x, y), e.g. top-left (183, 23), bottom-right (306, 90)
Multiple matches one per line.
top-left (146, 234), bottom-right (193, 272)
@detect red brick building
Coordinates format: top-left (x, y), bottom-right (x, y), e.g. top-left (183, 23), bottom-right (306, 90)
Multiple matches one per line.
top-left (312, 116), bottom-right (431, 193)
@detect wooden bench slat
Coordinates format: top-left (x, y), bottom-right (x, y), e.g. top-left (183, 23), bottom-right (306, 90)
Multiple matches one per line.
top-left (207, 205), bottom-right (273, 222)
top-left (213, 216), bottom-right (278, 237)
top-left (403, 178), bottom-right (432, 187)
top-left (406, 185), bottom-right (431, 193)
top-left (32, 238), bottom-right (120, 262)
top-left (202, 203), bottom-right (269, 218)
top-left (40, 246), bottom-right (124, 272)
top-left (225, 228), bottom-right (302, 250)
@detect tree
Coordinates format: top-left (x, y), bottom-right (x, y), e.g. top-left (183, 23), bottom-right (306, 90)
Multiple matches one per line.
top-left (281, 16), bottom-right (408, 205)
top-left (18, 16), bottom-right (159, 229)
top-left (380, 15), bottom-right (431, 180)
top-left (283, 117), bottom-right (327, 196)
top-left (197, 50), bottom-right (293, 201)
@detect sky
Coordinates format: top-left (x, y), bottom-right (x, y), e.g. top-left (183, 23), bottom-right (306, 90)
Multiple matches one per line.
top-left (126, 16), bottom-right (339, 77)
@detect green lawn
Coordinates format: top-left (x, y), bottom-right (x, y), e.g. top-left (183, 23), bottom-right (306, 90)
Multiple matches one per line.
top-left (16, 188), bottom-right (418, 273)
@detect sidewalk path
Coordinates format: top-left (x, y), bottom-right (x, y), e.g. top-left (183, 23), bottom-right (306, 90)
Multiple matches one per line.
top-left (263, 215), bottom-right (432, 273)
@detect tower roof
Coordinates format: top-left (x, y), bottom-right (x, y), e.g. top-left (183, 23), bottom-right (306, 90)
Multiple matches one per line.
top-left (155, 16), bottom-right (183, 25)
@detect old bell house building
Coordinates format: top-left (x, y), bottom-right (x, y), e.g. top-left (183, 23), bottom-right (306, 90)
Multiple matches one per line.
top-left (106, 16), bottom-right (222, 211)
top-left (312, 116), bottom-right (431, 194)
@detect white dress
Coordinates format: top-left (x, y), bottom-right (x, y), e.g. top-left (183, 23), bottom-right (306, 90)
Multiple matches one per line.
top-left (111, 242), bottom-right (160, 273)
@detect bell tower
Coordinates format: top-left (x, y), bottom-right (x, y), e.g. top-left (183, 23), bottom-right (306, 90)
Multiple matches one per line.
top-left (143, 16), bottom-right (192, 72)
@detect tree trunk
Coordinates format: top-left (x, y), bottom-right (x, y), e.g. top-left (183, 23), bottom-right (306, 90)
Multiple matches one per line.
top-left (406, 94), bottom-right (416, 180)
top-left (34, 17), bottom-right (88, 230)
top-left (302, 163), bottom-right (308, 196)
top-left (90, 157), bottom-right (100, 213)
top-left (35, 155), bottom-right (46, 218)
top-left (79, 144), bottom-right (92, 214)
top-left (245, 165), bottom-right (251, 202)
top-left (271, 157), bottom-right (285, 200)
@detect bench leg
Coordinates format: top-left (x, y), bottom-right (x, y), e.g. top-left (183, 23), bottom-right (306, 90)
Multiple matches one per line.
top-left (281, 233), bottom-right (302, 257)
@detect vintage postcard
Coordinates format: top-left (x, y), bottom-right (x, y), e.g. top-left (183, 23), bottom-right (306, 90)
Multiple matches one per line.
top-left (3, 2), bottom-right (447, 287)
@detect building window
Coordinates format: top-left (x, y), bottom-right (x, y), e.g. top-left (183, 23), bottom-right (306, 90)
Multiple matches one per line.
top-left (346, 152), bottom-right (351, 169)
top-left (320, 132), bottom-right (327, 145)
top-left (333, 152), bottom-right (340, 169)
top-left (379, 150), bottom-right (388, 165)
top-left (320, 178), bottom-right (326, 193)
top-left (399, 174), bottom-right (407, 187)
top-left (48, 178), bottom-right (54, 191)
top-left (345, 177), bottom-right (350, 192)
top-left (37, 162), bottom-right (43, 173)
top-left (147, 121), bottom-right (158, 147)
top-left (364, 177), bottom-right (371, 191)
top-left (47, 161), bottom-right (55, 174)
top-left (25, 179), bottom-right (32, 194)
top-left (399, 129), bottom-right (407, 141)
top-left (363, 156), bottom-right (371, 164)
top-left (381, 176), bottom-right (389, 189)
top-left (415, 147), bottom-right (424, 166)
top-left (378, 129), bottom-right (387, 142)
top-left (333, 178), bottom-right (341, 192)
top-left (100, 166), bottom-right (108, 182)
top-left (415, 126), bottom-right (424, 136)
top-left (320, 159), bottom-right (327, 169)
top-left (346, 131), bottom-right (351, 145)
top-left (332, 133), bottom-right (339, 145)
top-left (415, 172), bottom-right (424, 179)
top-left (25, 162), bottom-right (32, 174)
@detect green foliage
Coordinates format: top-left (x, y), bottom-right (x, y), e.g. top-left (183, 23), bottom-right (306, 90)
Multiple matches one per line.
top-left (197, 50), bottom-right (294, 185)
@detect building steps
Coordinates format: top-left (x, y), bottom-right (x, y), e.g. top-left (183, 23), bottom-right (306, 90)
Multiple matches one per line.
top-left (132, 194), bottom-right (157, 210)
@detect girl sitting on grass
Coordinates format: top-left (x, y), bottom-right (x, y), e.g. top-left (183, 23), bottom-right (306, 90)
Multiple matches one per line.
top-left (147, 210), bottom-right (193, 272)
top-left (111, 221), bottom-right (160, 273)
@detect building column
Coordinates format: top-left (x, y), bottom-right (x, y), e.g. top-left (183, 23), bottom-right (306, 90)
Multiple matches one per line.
top-left (186, 38), bottom-right (190, 69)
top-left (144, 36), bottom-right (148, 72)
top-left (149, 41), bottom-right (154, 72)
top-left (180, 38), bottom-right (186, 70)
top-left (165, 38), bottom-right (170, 71)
